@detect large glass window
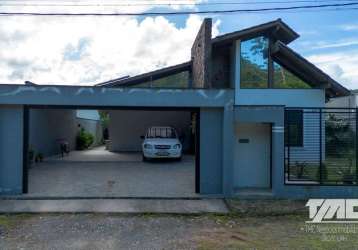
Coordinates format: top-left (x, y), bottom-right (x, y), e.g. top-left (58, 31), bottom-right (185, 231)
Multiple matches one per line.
top-left (274, 62), bottom-right (311, 89)
top-left (134, 71), bottom-right (189, 88)
top-left (240, 36), bottom-right (269, 88)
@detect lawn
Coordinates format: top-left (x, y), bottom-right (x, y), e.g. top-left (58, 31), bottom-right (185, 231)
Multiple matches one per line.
top-left (287, 155), bottom-right (358, 185)
top-left (1, 200), bottom-right (358, 249)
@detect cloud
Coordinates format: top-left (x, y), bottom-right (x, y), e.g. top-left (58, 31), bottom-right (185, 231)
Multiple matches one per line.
top-left (340, 24), bottom-right (358, 31)
top-left (307, 50), bottom-right (358, 90)
top-left (312, 39), bottom-right (358, 50)
top-left (296, 38), bottom-right (358, 50)
top-left (0, 14), bottom-right (220, 85)
top-left (63, 37), bottom-right (91, 61)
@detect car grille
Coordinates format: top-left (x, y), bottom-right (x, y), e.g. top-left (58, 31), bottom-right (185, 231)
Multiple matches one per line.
top-left (154, 145), bottom-right (171, 149)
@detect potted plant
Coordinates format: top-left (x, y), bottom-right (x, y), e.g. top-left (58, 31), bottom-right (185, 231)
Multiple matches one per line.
top-left (295, 161), bottom-right (307, 180)
top-left (316, 163), bottom-right (328, 183)
top-left (338, 158), bottom-right (355, 185)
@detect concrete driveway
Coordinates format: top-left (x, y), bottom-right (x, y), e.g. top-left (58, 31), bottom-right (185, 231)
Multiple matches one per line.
top-left (27, 147), bottom-right (197, 198)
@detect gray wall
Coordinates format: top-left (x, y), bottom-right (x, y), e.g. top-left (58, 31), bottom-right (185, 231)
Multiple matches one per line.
top-left (326, 95), bottom-right (356, 108)
top-left (236, 88), bottom-right (325, 107)
top-left (29, 109), bottom-right (77, 157)
top-left (0, 105), bottom-right (23, 194)
top-left (234, 123), bottom-right (271, 188)
top-left (108, 110), bottom-right (192, 152)
top-left (287, 111), bottom-right (325, 167)
top-left (200, 108), bottom-right (223, 195)
top-left (77, 118), bottom-right (103, 146)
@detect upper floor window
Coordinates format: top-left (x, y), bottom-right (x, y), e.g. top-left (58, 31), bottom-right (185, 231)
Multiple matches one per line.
top-left (240, 36), bottom-right (269, 88)
top-left (132, 71), bottom-right (189, 88)
top-left (273, 62), bottom-right (311, 89)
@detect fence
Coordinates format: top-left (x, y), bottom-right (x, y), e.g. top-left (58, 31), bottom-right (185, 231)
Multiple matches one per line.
top-left (285, 108), bottom-right (357, 185)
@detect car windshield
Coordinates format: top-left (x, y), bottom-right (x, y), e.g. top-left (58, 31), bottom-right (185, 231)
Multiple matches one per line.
top-left (146, 127), bottom-right (177, 139)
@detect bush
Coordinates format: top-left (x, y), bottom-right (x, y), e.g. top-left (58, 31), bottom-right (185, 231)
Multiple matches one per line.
top-left (76, 128), bottom-right (94, 150)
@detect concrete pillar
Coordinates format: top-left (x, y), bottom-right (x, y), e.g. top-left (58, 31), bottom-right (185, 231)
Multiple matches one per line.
top-left (0, 105), bottom-right (24, 194)
top-left (222, 101), bottom-right (235, 196)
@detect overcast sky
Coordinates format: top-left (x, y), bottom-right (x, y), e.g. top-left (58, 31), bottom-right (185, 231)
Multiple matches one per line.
top-left (1, 0), bottom-right (358, 89)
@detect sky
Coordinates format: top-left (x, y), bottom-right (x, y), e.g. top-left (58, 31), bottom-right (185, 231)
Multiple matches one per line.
top-left (0, 0), bottom-right (358, 90)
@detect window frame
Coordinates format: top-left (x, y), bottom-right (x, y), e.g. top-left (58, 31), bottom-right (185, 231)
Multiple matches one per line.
top-left (285, 110), bottom-right (304, 147)
top-left (239, 36), bottom-right (270, 89)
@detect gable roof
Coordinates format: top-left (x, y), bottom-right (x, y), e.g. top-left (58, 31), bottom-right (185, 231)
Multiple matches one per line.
top-left (212, 19), bottom-right (299, 47)
top-left (96, 61), bottom-right (191, 87)
top-left (97, 19), bottom-right (349, 98)
top-left (271, 41), bottom-right (350, 98)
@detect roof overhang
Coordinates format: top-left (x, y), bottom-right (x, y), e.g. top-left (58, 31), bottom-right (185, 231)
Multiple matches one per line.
top-left (96, 61), bottom-right (191, 87)
top-left (271, 41), bottom-right (350, 98)
top-left (212, 19), bottom-right (299, 47)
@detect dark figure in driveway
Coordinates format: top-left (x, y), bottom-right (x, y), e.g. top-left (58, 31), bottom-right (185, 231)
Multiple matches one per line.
top-left (57, 139), bottom-right (70, 157)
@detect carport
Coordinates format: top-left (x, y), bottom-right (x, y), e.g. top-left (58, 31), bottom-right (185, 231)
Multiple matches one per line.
top-left (0, 84), bottom-right (234, 197)
top-left (28, 146), bottom-right (197, 197)
top-left (25, 105), bottom-right (200, 198)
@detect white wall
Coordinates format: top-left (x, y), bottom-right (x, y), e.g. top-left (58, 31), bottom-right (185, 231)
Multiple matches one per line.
top-left (77, 110), bottom-right (100, 120)
top-left (326, 95), bottom-right (356, 108)
top-left (108, 110), bottom-right (192, 152)
top-left (77, 118), bottom-right (103, 146)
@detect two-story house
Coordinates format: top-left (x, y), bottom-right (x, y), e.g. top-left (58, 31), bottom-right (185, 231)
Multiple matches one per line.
top-left (0, 18), bottom-right (355, 199)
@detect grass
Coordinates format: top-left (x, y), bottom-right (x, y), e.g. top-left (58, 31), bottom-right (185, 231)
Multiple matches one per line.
top-left (190, 199), bottom-right (358, 249)
top-left (195, 214), bottom-right (358, 250)
top-left (0, 214), bottom-right (33, 230)
top-left (1, 201), bottom-right (358, 249)
top-left (288, 156), bottom-right (357, 184)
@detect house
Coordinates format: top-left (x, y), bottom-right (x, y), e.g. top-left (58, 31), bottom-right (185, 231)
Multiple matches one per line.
top-left (327, 90), bottom-right (356, 108)
top-left (0, 18), bottom-right (355, 199)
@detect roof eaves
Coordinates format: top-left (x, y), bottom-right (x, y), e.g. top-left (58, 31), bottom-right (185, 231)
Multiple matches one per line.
top-left (96, 61), bottom-right (192, 88)
top-left (211, 19), bottom-right (299, 46)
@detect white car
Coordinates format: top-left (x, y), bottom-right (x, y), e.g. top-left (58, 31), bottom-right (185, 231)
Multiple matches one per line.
top-left (141, 126), bottom-right (182, 161)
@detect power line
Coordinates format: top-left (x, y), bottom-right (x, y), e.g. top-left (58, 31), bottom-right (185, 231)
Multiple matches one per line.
top-left (1, 0), bottom-right (358, 7)
top-left (0, 2), bottom-right (358, 15)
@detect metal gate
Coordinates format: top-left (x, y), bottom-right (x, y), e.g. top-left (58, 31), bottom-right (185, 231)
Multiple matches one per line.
top-left (285, 108), bottom-right (357, 185)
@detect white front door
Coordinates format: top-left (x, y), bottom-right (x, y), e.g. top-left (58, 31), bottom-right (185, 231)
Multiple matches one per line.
top-left (234, 123), bottom-right (271, 188)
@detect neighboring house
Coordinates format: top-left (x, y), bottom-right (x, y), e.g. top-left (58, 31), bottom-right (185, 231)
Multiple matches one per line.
top-left (0, 18), bottom-right (355, 198)
top-left (327, 90), bottom-right (357, 108)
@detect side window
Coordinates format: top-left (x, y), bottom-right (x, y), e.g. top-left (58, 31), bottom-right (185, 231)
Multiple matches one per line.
top-left (285, 110), bottom-right (303, 147)
top-left (240, 36), bottom-right (269, 88)
top-left (273, 62), bottom-right (311, 89)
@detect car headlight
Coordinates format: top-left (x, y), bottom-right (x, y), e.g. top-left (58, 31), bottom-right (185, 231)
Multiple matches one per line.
top-left (173, 144), bottom-right (181, 149)
top-left (143, 144), bottom-right (153, 149)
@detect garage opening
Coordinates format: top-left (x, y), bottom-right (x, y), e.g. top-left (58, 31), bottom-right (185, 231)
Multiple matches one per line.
top-left (23, 106), bottom-right (200, 198)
